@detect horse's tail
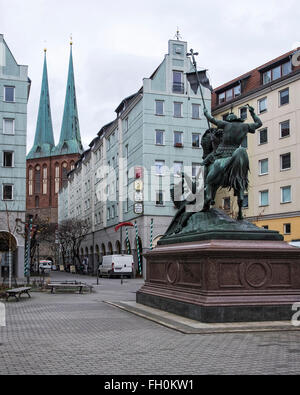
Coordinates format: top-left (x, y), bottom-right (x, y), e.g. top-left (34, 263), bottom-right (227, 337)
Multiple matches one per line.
top-left (223, 148), bottom-right (249, 193)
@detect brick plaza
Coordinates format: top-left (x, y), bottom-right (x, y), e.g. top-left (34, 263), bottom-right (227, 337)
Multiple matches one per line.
top-left (1, 272), bottom-right (300, 375)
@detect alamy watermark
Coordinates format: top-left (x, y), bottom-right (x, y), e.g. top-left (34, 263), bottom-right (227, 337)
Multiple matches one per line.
top-left (0, 42), bottom-right (5, 68)
top-left (291, 303), bottom-right (300, 327)
top-left (292, 50), bottom-right (300, 67)
top-left (0, 302), bottom-right (6, 327)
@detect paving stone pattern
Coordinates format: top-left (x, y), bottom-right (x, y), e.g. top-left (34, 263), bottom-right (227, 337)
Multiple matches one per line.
top-left (0, 272), bottom-right (300, 375)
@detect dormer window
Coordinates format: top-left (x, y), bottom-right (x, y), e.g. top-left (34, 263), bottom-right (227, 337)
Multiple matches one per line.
top-left (262, 60), bottom-right (292, 85)
top-left (218, 83), bottom-right (241, 104)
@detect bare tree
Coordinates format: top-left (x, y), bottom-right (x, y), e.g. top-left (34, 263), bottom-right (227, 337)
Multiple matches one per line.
top-left (28, 216), bottom-right (57, 270)
top-left (57, 219), bottom-right (90, 268)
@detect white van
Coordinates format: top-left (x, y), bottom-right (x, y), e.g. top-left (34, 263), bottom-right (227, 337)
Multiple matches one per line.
top-left (99, 255), bottom-right (134, 278)
top-left (39, 260), bottom-right (53, 272)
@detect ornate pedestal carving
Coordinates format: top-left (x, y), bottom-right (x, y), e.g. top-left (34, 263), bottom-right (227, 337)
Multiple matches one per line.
top-left (136, 240), bottom-right (300, 323)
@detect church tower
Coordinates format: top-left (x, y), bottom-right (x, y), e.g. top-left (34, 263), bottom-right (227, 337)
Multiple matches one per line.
top-left (26, 42), bottom-right (83, 261)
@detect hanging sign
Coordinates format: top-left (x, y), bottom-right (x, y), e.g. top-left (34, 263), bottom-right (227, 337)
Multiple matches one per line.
top-left (134, 203), bottom-right (143, 215)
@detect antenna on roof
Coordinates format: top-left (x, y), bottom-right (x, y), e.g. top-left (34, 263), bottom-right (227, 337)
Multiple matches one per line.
top-left (174, 27), bottom-right (182, 41)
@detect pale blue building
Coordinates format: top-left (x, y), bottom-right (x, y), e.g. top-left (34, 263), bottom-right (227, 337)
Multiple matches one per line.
top-left (60, 39), bottom-right (211, 276)
top-left (0, 34), bottom-right (30, 281)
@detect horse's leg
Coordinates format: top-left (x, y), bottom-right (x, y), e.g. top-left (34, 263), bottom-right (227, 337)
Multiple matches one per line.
top-left (202, 163), bottom-right (223, 211)
top-left (210, 185), bottom-right (219, 206)
top-left (236, 188), bottom-right (244, 221)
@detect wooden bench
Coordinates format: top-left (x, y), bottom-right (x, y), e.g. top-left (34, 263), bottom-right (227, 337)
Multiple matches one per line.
top-left (5, 287), bottom-right (31, 302)
top-left (47, 283), bottom-right (92, 294)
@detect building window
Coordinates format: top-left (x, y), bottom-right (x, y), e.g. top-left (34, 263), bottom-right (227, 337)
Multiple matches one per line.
top-left (29, 168), bottom-right (33, 196)
top-left (156, 191), bottom-right (164, 206)
top-left (280, 120), bottom-right (290, 138)
top-left (223, 197), bottom-right (231, 211)
top-left (174, 102), bottom-right (182, 117)
top-left (262, 61), bottom-right (292, 85)
top-left (258, 97), bottom-right (267, 113)
top-left (155, 100), bottom-right (164, 116)
top-left (174, 131), bottom-right (183, 147)
top-left (173, 161), bottom-right (183, 177)
top-left (4, 86), bottom-right (15, 102)
top-left (3, 184), bottom-right (13, 200)
top-left (240, 107), bottom-right (247, 120)
top-left (192, 163), bottom-right (201, 178)
top-left (155, 130), bottom-right (164, 145)
top-left (42, 166), bottom-right (47, 195)
top-left (222, 113), bottom-right (229, 121)
top-left (260, 190), bottom-right (269, 207)
top-left (107, 207), bottom-right (110, 220)
top-left (112, 205), bottom-right (115, 218)
top-left (35, 165), bottom-right (41, 194)
top-left (281, 186), bottom-right (291, 204)
top-left (262, 225), bottom-right (269, 230)
top-left (192, 133), bottom-right (200, 148)
top-left (192, 104), bottom-right (200, 119)
top-left (218, 84), bottom-right (241, 104)
top-left (243, 194), bottom-right (249, 208)
top-left (3, 118), bottom-right (14, 134)
top-left (3, 151), bottom-right (13, 167)
top-left (155, 160), bottom-right (165, 176)
top-left (173, 71), bottom-right (184, 93)
top-left (218, 92), bottom-right (225, 104)
top-left (55, 164), bottom-right (60, 194)
top-left (284, 223), bottom-right (291, 235)
top-left (279, 88), bottom-right (289, 106)
top-left (280, 153), bottom-right (291, 171)
top-left (259, 159), bottom-right (269, 175)
top-left (35, 196), bottom-right (39, 208)
top-left (259, 128), bottom-right (268, 145)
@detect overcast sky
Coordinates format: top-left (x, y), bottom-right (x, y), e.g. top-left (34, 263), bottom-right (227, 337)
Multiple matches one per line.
top-left (1, 0), bottom-right (300, 151)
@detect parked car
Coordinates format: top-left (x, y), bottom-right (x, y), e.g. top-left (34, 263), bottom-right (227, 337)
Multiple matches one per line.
top-left (39, 260), bottom-right (53, 272)
top-left (99, 255), bottom-right (134, 278)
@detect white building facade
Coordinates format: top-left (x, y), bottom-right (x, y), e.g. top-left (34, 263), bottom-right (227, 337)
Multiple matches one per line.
top-left (0, 34), bottom-right (30, 281)
top-left (59, 39), bottom-right (211, 276)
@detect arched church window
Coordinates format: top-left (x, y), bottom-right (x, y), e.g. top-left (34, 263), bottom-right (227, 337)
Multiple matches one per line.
top-left (62, 162), bottom-right (68, 187)
top-left (42, 165), bottom-right (47, 195)
top-left (35, 165), bottom-right (41, 194)
top-left (55, 163), bottom-right (60, 194)
top-left (28, 167), bottom-right (33, 196)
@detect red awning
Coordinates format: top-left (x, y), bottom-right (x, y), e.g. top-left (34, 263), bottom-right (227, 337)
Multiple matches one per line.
top-left (115, 222), bottom-right (134, 232)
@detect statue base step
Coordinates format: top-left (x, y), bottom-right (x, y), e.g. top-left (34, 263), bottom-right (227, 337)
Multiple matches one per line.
top-left (137, 239), bottom-right (300, 323)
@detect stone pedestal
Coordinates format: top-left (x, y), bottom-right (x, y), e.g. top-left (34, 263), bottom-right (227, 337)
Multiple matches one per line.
top-left (136, 239), bottom-right (300, 323)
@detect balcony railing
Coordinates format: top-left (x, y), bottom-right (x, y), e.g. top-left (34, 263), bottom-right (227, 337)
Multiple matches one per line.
top-left (172, 82), bottom-right (184, 94)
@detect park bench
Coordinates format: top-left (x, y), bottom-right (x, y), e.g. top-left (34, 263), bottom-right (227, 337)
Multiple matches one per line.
top-left (47, 282), bottom-right (93, 294)
top-left (5, 287), bottom-right (31, 302)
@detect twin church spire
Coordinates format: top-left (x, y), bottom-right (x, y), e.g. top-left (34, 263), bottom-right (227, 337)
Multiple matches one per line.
top-left (27, 43), bottom-right (83, 159)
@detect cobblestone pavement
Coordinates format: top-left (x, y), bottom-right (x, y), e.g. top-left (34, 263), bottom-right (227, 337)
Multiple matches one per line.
top-left (1, 271), bottom-right (300, 375)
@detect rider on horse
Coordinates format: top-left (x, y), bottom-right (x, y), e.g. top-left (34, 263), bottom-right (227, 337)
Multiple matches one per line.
top-left (202, 105), bottom-right (262, 220)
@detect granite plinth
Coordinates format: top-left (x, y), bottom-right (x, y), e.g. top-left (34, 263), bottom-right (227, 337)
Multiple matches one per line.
top-left (137, 239), bottom-right (300, 323)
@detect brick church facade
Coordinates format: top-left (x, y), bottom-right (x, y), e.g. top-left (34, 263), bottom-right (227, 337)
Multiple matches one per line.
top-left (26, 43), bottom-right (83, 262)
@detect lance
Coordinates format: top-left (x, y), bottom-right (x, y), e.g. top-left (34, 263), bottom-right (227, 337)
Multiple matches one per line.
top-left (187, 49), bottom-right (211, 131)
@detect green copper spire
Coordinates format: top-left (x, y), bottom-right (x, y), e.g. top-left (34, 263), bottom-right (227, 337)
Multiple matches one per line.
top-left (53, 43), bottom-right (83, 155)
top-left (27, 49), bottom-right (55, 159)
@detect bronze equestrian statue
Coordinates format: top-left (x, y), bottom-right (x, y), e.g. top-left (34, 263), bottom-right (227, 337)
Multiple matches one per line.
top-left (202, 105), bottom-right (262, 220)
